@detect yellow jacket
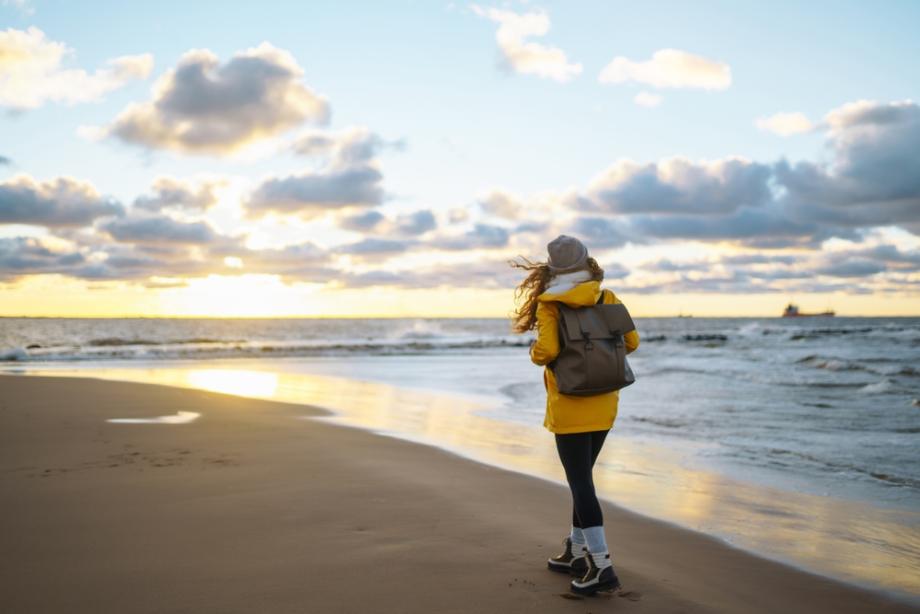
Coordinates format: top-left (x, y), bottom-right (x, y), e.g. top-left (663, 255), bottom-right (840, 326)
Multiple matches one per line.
top-left (530, 280), bottom-right (640, 434)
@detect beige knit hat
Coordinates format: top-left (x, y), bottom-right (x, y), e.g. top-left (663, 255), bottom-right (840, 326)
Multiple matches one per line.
top-left (546, 235), bottom-right (589, 274)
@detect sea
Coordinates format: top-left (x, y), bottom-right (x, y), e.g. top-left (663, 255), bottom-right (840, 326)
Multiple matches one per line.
top-left (1, 316), bottom-right (919, 601)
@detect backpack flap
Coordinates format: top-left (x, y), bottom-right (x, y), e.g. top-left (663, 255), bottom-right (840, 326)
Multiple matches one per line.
top-left (558, 303), bottom-right (634, 342)
top-left (599, 303), bottom-right (635, 336)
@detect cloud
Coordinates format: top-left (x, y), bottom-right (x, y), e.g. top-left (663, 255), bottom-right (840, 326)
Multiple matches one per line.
top-left (337, 208), bottom-right (436, 238)
top-left (107, 43), bottom-right (328, 154)
top-left (0, 236), bottom-right (82, 280)
top-left (587, 157), bottom-right (772, 215)
top-left (246, 165), bottom-right (384, 218)
top-left (0, 27), bottom-right (152, 110)
top-left (292, 126), bottom-right (403, 166)
top-left (133, 177), bottom-right (223, 211)
top-left (472, 6), bottom-right (582, 82)
top-left (569, 216), bottom-right (631, 248)
top-left (478, 189), bottom-right (523, 219)
top-left (393, 210), bottom-right (437, 235)
top-left (634, 91), bottom-right (662, 107)
top-left (0, 155), bottom-right (10, 166)
top-left (775, 100), bottom-right (920, 232)
top-left (430, 223), bottom-right (510, 250)
top-left (338, 237), bottom-right (415, 255)
top-left (0, 175), bottom-right (123, 227)
top-left (756, 112), bottom-right (813, 136)
top-left (247, 127), bottom-right (395, 218)
top-left (100, 214), bottom-right (220, 245)
top-left (815, 259), bottom-right (886, 278)
top-left (598, 48), bottom-right (731, 90)
top-left (339, 209), bottom-right (385, 232)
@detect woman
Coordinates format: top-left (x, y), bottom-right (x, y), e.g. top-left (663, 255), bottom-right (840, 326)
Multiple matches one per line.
top-left (511, 235), bottom-right (640, 596)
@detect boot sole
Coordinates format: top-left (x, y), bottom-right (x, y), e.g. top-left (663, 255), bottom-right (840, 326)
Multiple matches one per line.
top-left (570, 579), bottom-right (621, 596)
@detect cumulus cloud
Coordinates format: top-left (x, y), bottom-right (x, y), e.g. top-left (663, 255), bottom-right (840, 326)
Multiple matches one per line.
top-left (107, 43), bottom-right (328, 154)
top-left (472, 6), bottom-right (582, 82)
top-left (0, 175), bottom-right (123, 227)
top-left (247, 127), bottom-right (395, 218)
top-left (431, 223), bottom-right (510, 250)
top-left (775, 100), bottom-right (920, 232)
top-left (587, 157), bottom-right (772, 215)
top-left (338, 237), bottom-right (415, 255)
top-left (100, 214), bottom-right (220, 244)
top-left (246, 166), bottom-right (384, 218)
top-left (0, 27), bottom-right (152, 110)
top-left (755, 112), bottom-right (813, 136)
top-left (133, 176), bottom-right (224, 211)
top-left (339, 209), bottom-right (385, 232)
top-left (569, 217), bottom-right (630, 248)
top-left (0, 236), bottom-right (82, 280)
top-left (598, 48), bottom-right (731, 90)
top-left (292, 126), bottom-right (403, 166)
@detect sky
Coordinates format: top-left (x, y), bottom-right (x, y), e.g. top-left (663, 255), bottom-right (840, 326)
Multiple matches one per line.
top-left (1, 0), bottom-right (918, 317)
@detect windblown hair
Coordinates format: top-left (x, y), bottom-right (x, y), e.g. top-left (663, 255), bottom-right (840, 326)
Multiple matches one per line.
top-left (509, 256), bottom-right (604, 333)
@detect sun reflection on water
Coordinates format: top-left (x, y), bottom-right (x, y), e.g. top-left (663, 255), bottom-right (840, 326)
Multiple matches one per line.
top-left (185, 369), bottom-right (279, 398)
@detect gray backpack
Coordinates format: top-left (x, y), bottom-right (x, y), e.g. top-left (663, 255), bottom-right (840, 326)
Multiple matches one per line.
top-left (550, 290), bottom-right (636, 396)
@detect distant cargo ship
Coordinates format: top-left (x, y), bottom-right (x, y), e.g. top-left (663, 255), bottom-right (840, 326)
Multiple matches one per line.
top-left (782, 303), bottom-right (835, 318)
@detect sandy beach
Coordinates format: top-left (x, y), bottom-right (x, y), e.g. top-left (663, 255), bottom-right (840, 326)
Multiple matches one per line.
top-left (0, 375), bottom-right (915, 614)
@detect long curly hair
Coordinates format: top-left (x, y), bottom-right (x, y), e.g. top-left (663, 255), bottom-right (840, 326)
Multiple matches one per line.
top-left (509, 256), bottom-right (605, 333)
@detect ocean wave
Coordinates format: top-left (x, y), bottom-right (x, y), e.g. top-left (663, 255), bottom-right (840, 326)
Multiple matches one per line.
top-left (0, 336), bottom-right (533, 362)
top-left (859, 379), bottom-right (898, 394)
top-left (86, 337), bottom-right (247, 347)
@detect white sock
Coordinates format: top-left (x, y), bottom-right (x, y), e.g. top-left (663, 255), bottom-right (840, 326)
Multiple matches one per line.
top-left (570, 526), bottom-right (586, 552)
top-left (582, 526), bottom-right (612, 568)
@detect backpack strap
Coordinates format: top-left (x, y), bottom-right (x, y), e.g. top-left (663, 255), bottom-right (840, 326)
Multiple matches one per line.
top-left (596, 289), bottom-right (606, 305)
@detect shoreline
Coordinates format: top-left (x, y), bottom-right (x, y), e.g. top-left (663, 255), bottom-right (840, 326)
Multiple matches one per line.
top-left (1, 374), bottom-right (917, 613)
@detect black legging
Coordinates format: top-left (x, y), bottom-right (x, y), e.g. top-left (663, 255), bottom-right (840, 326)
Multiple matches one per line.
top-left (555, 429), bottom-right (609, 528)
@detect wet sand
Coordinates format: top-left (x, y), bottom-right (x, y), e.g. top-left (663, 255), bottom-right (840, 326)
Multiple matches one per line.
top-left (0, 375), bottom-right (914, 613)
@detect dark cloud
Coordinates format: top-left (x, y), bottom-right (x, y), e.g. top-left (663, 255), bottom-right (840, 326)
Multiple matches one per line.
top-left (430, 223), bottom-right (510, 250)
top-left (569, 216), bottom-right (630, 248)
top-left (134, 177), bottom-right (223, 211)
top-left (101, 214), bottom-right (219, 244)
top-left (815, 259), bottom-right (886, 278)
top-left (393, 210), bottom-right (436, 235)
top-left (775, 101), bottom-right (920, 232)
top-left (108, 44), bottom-right (329, 154)
top-left (246, 165), bottom-right (384, 218)
top-left (588, 158), bottom-right (772, 215)
top-left (0, 175), bottom-right (123, 227)
top-left (0, 237), bottom-right (83, 280)
top-left (0, 156), bottom-right (11, 166)
top-left (339, 209), bottom-right (385, 232)
top-left (337, 238), bottom-right (415, 255)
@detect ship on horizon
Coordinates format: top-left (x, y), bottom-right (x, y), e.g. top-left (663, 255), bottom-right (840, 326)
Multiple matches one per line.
top-left (782, 303), bottom-right (835, 318)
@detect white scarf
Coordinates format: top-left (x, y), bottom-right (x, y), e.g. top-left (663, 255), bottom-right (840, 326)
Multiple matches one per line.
top-left (543, 270), bottom-right (593, 295)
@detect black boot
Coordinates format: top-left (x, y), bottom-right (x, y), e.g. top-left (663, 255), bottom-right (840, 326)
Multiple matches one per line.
top-left (547, 537), bottom-right (588, 576)
top-left (570, 551), bottom-right (621, 595)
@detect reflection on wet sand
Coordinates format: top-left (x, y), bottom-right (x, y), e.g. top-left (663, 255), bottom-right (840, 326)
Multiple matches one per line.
top-left (9, 362), bottom-right (920, 598)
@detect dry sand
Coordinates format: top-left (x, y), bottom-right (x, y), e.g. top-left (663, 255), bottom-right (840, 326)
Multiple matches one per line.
top-left (0, 375), bottom-right (915, 613)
